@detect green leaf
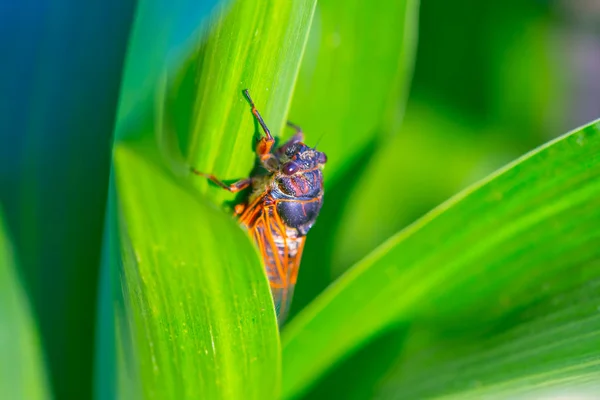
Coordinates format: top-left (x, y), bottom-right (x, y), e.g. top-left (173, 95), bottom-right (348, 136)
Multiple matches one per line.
top-left (104, 0), bottom-right (321, 397)
top-left (331, 98), bottom-right (518, 274)
top-left (159, 0), bottom-right (318, 206)
top-left (281, 119), bottom-right (600, 398)
top-left (0, 210), bottom-right (50, 400)
top-left (376, 278), bottom-right (600, 398)
top-left (112, 144), bottom-right (279, 398)
top-left (288, 0), bottom-right (420, 183)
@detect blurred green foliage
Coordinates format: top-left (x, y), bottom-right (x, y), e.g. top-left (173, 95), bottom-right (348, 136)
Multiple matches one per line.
top-left (0, 210), bottom-right (50, 400)
top-left (0, 2), bottom-right (135, 399)
top-left (1, 0), bottom-right (600, 399)
top-left (285, 0), bottom-right (419, 315)
top-left (283, 120), bottom-right (600, 398)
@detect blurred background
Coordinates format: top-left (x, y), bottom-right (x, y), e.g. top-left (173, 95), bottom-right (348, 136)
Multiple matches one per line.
top-left (289, 0), bottom-right (600, 320)
top-left (1, 0), bottom-right (599, 399)
top-left (347, 0), bottom-right (600, 266)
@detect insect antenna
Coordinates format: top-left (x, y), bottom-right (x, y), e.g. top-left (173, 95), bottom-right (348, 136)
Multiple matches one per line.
top-left (314, 130), bottom-right (328, 149)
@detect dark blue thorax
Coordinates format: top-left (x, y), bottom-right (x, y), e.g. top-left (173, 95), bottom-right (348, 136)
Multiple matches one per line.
top-left (271, 169), bottom-right (323, 236)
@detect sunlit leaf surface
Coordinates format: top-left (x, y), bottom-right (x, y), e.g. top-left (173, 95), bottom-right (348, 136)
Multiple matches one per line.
top-left (113, 145), bottom-right (279, 399)
top-left (377, 278), bottom-right (600, 398)
top-left (102, 0), bottom-right (320, 397)
top-left (282, 120), bottom-right (600, 398)
top-left (162, 0), bottom-right (318, 205)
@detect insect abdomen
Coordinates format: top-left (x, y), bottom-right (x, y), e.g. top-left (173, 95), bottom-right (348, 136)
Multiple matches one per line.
top-left (249, 206), bottom-right (305, 323)
top-left (276, 197), bottom-right (322, 236)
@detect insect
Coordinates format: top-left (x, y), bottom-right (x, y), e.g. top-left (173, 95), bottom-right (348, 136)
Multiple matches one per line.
top-left (191, 89), bottom-right (327, 324)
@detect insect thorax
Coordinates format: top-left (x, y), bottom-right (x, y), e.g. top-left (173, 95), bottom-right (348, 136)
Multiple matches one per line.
top-left (247, 167), bottom-right (324, 236)
top-left (272, 170), bottom-right (323, 236)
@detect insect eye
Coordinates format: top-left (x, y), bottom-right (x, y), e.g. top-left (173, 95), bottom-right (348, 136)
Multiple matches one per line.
top-left (318, 152), bottom-right (327, 164)
top-left (282, 161), bottom-right (300, 175)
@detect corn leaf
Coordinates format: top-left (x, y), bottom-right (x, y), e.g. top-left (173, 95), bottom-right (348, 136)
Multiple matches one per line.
top-left (104, 0), bottom-right (319, 396)
top-left (376, 278), bottom-right (600, 398)
top-left (112, 144), bottom-right (279, 398)
top-left (282, 119), bottom-right (600, 398)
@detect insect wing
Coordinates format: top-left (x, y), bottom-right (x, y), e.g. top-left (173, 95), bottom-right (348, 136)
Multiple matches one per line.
top-left (241, 201), bottom-right (305, 324)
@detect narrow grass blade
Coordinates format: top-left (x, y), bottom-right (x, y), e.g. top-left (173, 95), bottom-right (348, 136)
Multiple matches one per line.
top-left (281, 120), bottom-right (600, 398)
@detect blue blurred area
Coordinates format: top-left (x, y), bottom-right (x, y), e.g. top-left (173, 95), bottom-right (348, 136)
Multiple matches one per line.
top-left (0, 1), bottom-right (135, 398)
top-left (116, 0), bottom-right (224, 126)
top-left (0, 2), bottom-right (48, 176)
top-left (0, 1), bottom-right (226, 398)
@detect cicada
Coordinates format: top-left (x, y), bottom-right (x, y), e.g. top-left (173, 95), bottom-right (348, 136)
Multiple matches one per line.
top-left (191, 90), bottom-right (327, 324)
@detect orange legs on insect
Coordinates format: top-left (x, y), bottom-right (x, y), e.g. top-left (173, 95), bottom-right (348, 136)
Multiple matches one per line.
top-left (190, 90), bottom-right (274, 188)
top-left (189, 89), bottom-right (304, 204)
top-left (243, 89), bottom-right (275, 162)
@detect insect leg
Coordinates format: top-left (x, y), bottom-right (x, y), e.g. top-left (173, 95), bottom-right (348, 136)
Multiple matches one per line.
top-left (276, 121), bottom-right (305, 155)
top-left (286, 121), bottom-right (305, 143)
top-left (243, 89), bottom-right (275, 160)
top-left (234, 203), bottom-right (247, 215)
top-left (190, 167), bottom-right (252, 192)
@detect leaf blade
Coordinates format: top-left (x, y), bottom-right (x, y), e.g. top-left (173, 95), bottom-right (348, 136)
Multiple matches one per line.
top-left (113, 144), bottom-right (280, 399)
top-left (375, 279), bottom-right (600, 398)
top-left (282, 120), bottom-right (600, 398)
top-left (106, 0), bottom-right (322, 396)
top-left (161, 0), bottom-right (318, 205)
